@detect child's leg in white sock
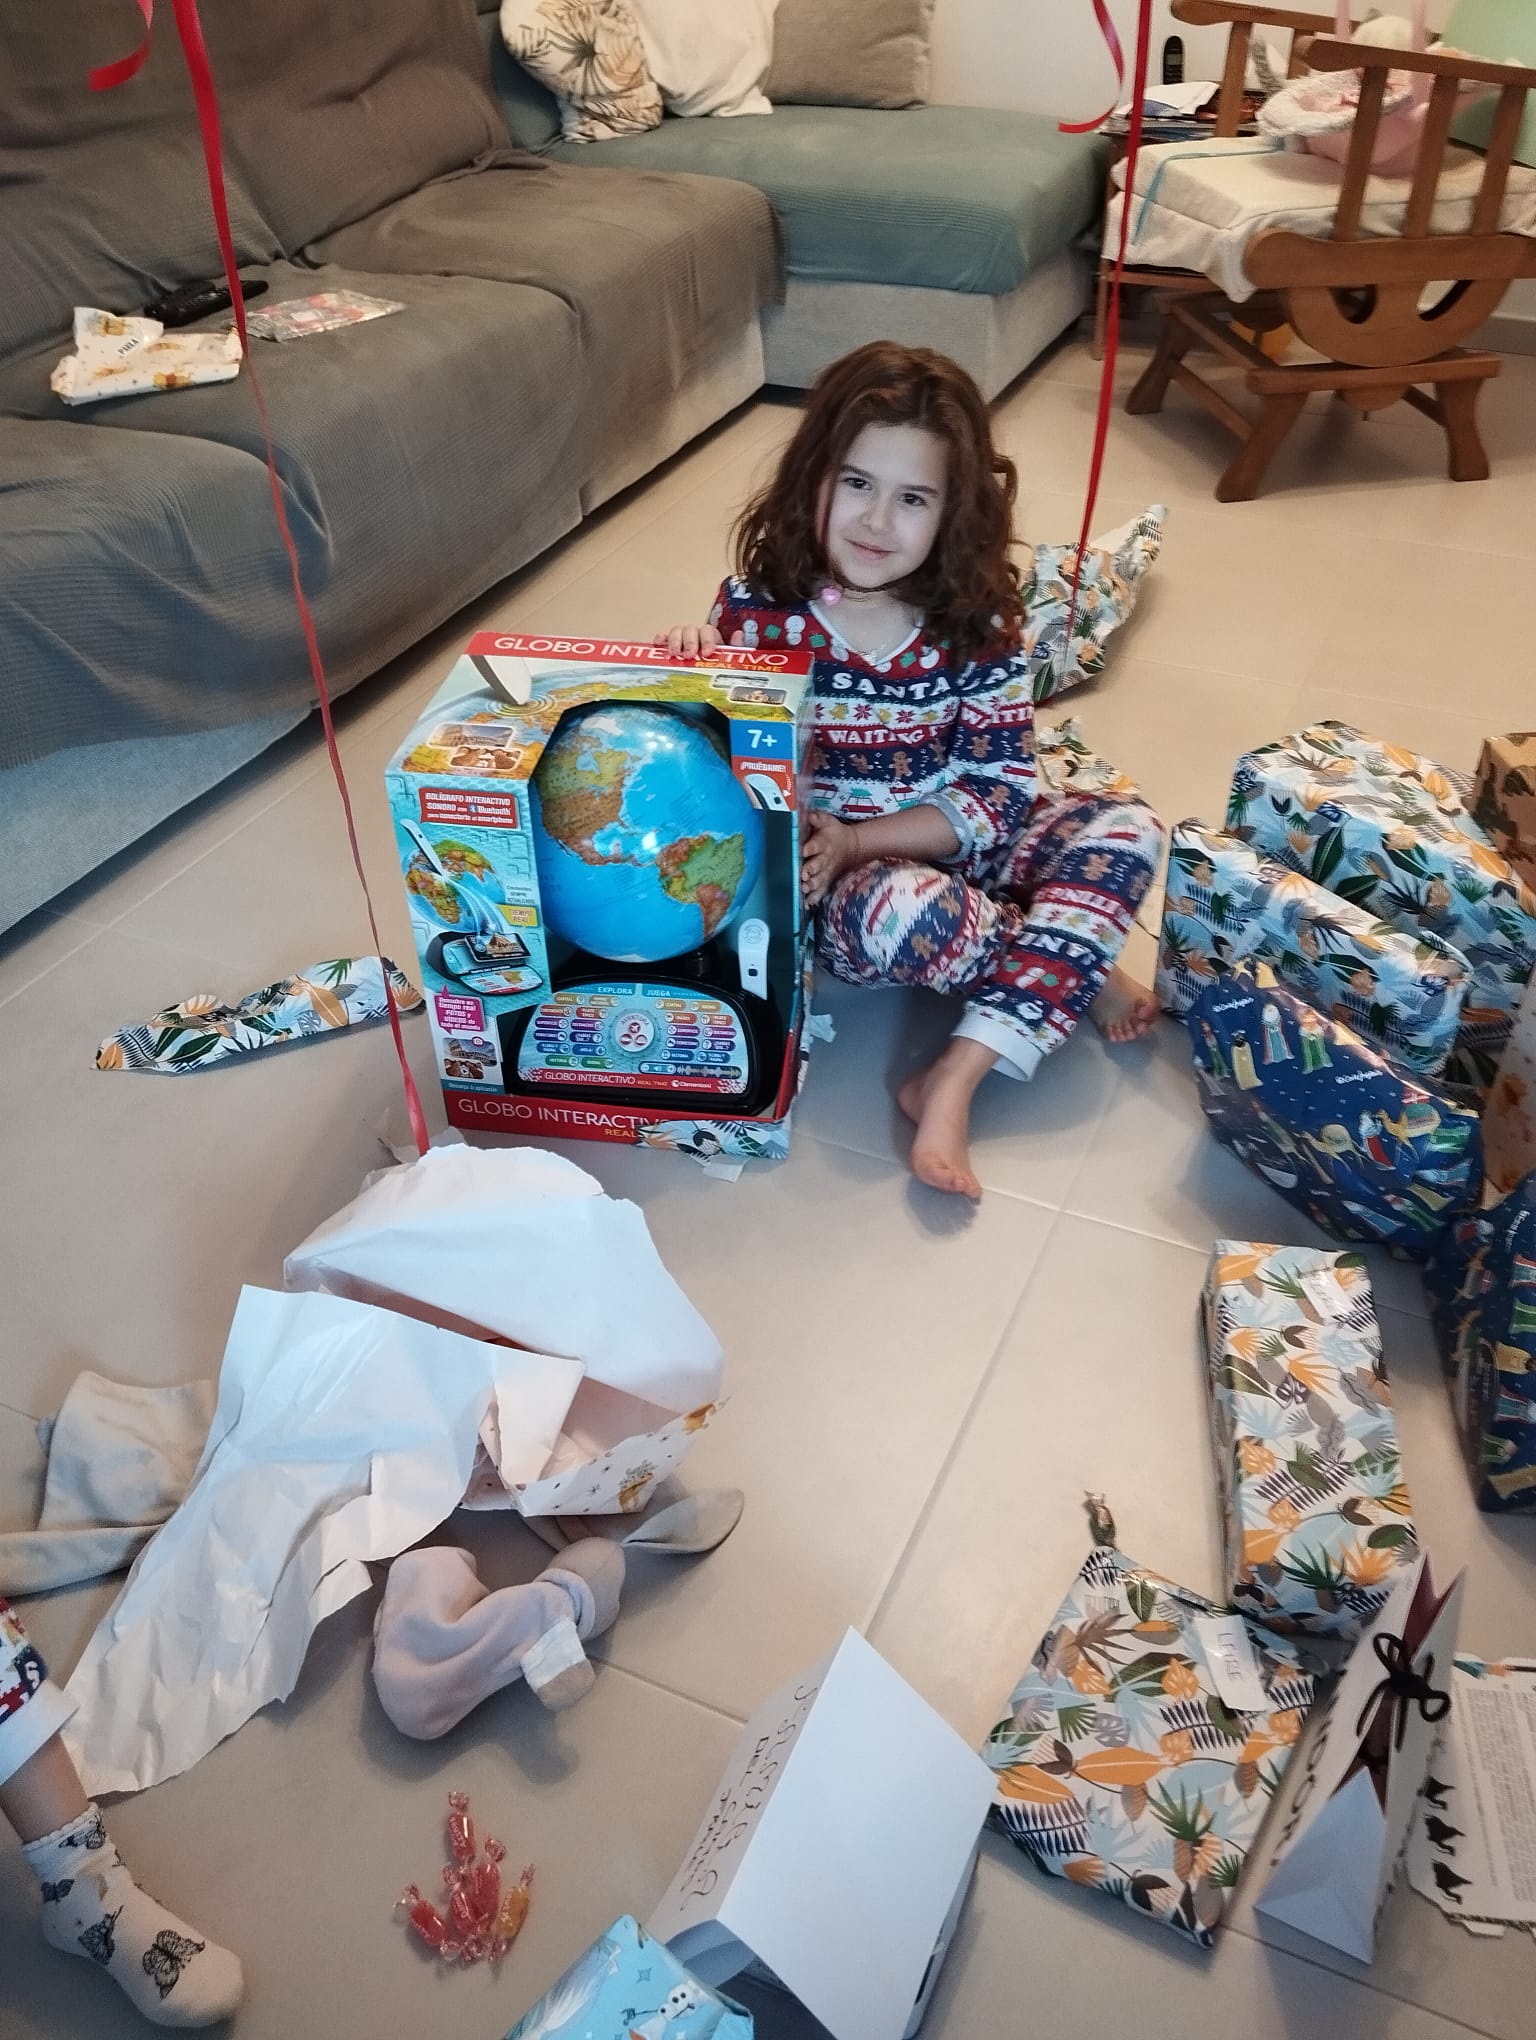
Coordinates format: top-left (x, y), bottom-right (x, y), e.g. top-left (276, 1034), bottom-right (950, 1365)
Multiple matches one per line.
top-left (23, 1804), bottom-right (244, 2028)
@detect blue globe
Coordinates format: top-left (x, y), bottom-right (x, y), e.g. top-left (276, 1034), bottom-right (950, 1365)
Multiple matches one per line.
top-left (530, 705), bottom-right (765, 964)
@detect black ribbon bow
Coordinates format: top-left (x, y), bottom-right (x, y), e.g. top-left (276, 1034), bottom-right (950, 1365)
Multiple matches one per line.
top-left (1356, 1632), bottom-right (1451, 1753)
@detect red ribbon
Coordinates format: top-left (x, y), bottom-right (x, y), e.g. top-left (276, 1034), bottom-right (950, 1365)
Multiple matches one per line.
top-left (1058, 0), bottom-right (1127, 136)
top-left (1063, 0), bottom-right (1154, 655)
top-left (92, 2), bottom-right (431, 1157)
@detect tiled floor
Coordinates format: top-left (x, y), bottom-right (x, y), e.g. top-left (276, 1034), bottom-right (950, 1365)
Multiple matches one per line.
top-left (4, 333), bottom-right (1536, 2038)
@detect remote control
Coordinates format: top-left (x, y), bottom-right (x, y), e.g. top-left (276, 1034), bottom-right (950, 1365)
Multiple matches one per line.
top-left (142, 278), bottom-right (269, 328)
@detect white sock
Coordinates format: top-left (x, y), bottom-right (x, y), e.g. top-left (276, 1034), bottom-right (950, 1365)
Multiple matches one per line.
top-left (23, 1804), bottom-right (244, 2028)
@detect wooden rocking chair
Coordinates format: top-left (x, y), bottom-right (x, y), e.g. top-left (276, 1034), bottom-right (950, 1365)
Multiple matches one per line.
top-left (1125, 1), bottom-right (1536, 501)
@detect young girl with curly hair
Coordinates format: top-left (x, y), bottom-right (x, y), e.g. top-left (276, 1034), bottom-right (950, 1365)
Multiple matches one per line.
top-left (666, 341), bottom-right (1165, 1200)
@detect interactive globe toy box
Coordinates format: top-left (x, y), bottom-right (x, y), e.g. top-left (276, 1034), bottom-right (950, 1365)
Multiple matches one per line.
top-left (386, 633), bottom-right (815, 1159)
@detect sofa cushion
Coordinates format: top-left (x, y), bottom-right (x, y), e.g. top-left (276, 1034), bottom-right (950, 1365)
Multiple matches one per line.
top-left (549, 104), bottom-right (1107, 294)
top-left (0, 264), bottom-right (585, 770)
top-left (766, 0), bottom-right (935, 110)
top-left (306, 158), bottom-right (780, 502)
top-left (201, 0), bottom-right (510, 250)
top-left (0, 5), bottom-right (280, 364)
top-left (498, 0), bottom-right (663, 144)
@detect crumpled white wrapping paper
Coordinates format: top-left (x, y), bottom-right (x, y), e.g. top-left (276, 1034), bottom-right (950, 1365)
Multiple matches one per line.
top-left (63, 1286), bottom-right (580, 1794)
top-left (283, 1144), bottom-right (723, 1412)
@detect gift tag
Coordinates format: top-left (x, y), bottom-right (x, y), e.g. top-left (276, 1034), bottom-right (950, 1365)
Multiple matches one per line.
top-left (1300, 1267), bottom-right (1345, 1321)
top-left (1194, 1614), bottom-right (1270, 1715)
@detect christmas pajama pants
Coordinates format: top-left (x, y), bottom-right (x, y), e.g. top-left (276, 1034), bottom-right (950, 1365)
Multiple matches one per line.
top-left (0, 1598), bottom-right (73, 1789)
top-left (817, 787), bottom-right (1166, 1081)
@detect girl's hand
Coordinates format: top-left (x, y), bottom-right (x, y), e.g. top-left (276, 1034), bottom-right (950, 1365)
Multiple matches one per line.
top-left (802, 810), bottom-right (863, 908)
top-left (659, 623), bottom-right (722, 660)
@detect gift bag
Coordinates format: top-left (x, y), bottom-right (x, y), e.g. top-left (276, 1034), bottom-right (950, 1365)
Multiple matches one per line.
top-left (983, 1544), bottom-right (1313, 1950)
top-left (1227, 722), bottom-right (1536, 1089)
top-left (1258, 1555), bottom-right (1464, 1961)
top-left (1424, 1171), bottom-right (1536, 1513)
top-left (1484, 973), bottom-right (1536, 1200)
top-left (504, 1915), bottom-right (753, 2039)
top-left (1203, 1243), bottom-right (1418, 1639)
top-left (1187, 963), bottom-right (1481, 1255)
top-left (1158, 820), bottom-right (1471, 1077)
top-left (1471, 732), bottom-right (1536, 889)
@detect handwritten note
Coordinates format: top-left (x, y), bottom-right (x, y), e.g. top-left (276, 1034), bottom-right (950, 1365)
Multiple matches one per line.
top-left (674, 1680), bottom-right (822, 1903)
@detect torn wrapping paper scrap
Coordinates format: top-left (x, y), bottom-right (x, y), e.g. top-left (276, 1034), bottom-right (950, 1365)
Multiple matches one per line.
top-left (284, 1144), bottom-right (724, 1516)
top-left (96, 955), bottom-right (423, 1071)
top-left (1158, 818), bottom-right (1471, 1078)
top-left (51, 306), bottom-right (241, 406)
top-left (464, 1386), bottom-right (718, 1518)
top-left (1407, 1655), bottom-right (1536, 1933)
top-left (62, 1286), bottom-right (580, 1795)
top-left (1202, 1242), bottom-right (1418, 1640)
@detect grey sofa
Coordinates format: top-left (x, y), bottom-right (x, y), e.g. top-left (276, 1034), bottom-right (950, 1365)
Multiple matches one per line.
top-left (0, 0), bottom-right (1106, 933)
top-left (0, 0), bottom-right (777, 930)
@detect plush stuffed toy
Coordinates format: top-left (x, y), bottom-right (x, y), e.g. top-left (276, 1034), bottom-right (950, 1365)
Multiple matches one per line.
top-left (372, 1539), bottom-right (625, 1737)
top-left (1258, 7), bottom-right (1460, 178)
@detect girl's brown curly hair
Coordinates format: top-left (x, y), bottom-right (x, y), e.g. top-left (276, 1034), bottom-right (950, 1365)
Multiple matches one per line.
top-left (733, 342), bottom-right (1023, 664)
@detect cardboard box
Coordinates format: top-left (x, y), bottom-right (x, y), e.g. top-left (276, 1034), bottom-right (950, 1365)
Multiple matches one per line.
top-left (1203, 1242), bottom-right (1417, 1639)
top-left (1158, 819), bottom-right (1472, 1077)
top-left (1227, 721), bottom-right (1536, 1090)
top-left (386, 635), bottom-right (814, 1159)
top-left (1471, 731), bottom-right (1536, 890)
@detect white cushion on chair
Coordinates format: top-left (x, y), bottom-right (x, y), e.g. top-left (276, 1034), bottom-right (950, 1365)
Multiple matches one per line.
top-left (1104, 136), bottom-right (1536, 301)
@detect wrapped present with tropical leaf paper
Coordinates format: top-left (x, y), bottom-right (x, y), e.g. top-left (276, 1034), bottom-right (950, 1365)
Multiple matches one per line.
top-left (1157, 819), bottom-right (1471, 1077)
top-left (1203, 1242), bottom-right (1417, 1637)
top-left (1186, 961), bottom-right (1481, 1256)
top-left (1424, 1170), bottom-right (1536, 1514)
top-left (983, 1540), bottom-right (1314, 1950)
top-left (1227, 722), bottom-right (1536, 1090)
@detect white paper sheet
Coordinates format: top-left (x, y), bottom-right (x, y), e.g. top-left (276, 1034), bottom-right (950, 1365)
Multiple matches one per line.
top-left (1408, 1658), bottom-right (1536, 1935)
top-left (650, 1630), bottom-right (995, 2040)
top-left (63, 1287), bottom-right (579, 1794)
top-left (284, 1144), bottom-right (723, 1411)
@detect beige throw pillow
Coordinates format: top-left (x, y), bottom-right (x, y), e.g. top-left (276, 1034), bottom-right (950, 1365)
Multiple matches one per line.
top-left (500, 0), bottom-right (662, 143)
top-left (765, 0), bottom-right (936, 109)
top-left (630, 0), bottom-right (778, 118)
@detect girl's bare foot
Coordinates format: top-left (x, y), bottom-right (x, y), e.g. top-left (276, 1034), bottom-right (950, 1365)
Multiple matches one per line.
top-left (897, 1037), bottom-right (997, 1200)
top-left (1091, 965), bottom-right (1160, 1044)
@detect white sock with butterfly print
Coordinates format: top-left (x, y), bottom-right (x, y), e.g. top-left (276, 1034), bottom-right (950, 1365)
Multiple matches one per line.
top-left (23, 1804), bottom-right (244, 2027)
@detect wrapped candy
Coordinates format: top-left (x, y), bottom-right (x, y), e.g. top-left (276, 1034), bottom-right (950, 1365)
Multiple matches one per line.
top-left (396, 1793), bottom-right (534, 1967)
